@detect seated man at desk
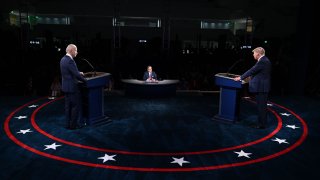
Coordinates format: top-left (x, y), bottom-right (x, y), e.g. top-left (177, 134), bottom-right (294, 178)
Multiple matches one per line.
top-left (143, 65), bottom-right (158, 82)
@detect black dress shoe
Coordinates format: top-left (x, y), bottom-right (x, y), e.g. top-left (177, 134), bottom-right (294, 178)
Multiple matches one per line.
top-left (72, 123), bottom-right (81, 129)
top-left (76, 125), bottom-right (84, 129)
top-left (66, 124), bottom-right (84, 130)
top-left (251, 125), bottom-right (266, 129)
top-left (78, 123), bottom-right (87, 128)
top-left (66, 126), bottom-right (76, 130)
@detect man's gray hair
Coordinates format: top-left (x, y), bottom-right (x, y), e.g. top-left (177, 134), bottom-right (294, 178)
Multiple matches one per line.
top-left (66, 44), bottom-right (76, 53)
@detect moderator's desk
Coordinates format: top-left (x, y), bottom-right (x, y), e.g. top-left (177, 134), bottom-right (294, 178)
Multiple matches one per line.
top-left (121, 79), bottom-right (179, 97)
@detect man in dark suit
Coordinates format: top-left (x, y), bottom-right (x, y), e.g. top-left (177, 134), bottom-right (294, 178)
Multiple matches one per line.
top-left (143, 65), bottom-right (157, 81)
top-left (234, 47), bottom-right (271, 129)
top-left (60, 44), bottom-right (87, 130)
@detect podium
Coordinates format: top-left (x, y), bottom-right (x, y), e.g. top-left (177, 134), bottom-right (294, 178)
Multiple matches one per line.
top-left (80, 72), bottom-right (111, 125)
top-left (214, 73), bottom-right (244, 123)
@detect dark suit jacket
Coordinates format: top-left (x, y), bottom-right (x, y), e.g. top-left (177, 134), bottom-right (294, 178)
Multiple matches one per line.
top-left (143, 71), bottom-right (157, 81)
top-left (241, 56), bottom-right (271, 93)
top-left (60, 55), bottom-right (87, 93)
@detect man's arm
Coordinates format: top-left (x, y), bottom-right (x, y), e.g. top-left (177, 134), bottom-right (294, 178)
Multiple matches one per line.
top-left (233, 61), bottom-right (264, 81)
top-left (68, 60), bottom-right (86, 83)
top-left (153, 72), bottom-right (157, 80)
top-left (143, 72), bottom-right (148, 81)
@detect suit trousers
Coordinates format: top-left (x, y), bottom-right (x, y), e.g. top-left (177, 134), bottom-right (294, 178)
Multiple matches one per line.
top-left (255, 92), bottom-right (268, 127)
top-left (64, 90), bottom-right (81, 128)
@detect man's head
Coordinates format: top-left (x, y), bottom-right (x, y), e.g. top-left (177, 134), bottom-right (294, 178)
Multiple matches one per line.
top-left (252, 47), bottom-right (265, 60)
top-left (66, 44), bottom-right (78, 58)
top-left (147, 66), bottom-right (152, 73)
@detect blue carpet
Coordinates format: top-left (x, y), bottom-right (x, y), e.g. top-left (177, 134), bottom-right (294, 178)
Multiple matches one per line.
top-left (1, 93), bottom-right (320, 179)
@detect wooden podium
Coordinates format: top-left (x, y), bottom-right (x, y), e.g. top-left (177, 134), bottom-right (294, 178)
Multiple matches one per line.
top-left (214, 73), bottom-right (244, 123)
top-left (80, 72), bottom-right (111, 125)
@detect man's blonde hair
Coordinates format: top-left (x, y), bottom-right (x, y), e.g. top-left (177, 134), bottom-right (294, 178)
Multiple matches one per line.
top-left (252, 47), bottom-right (265, 55)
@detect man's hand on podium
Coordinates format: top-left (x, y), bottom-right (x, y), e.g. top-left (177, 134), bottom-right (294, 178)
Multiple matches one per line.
top-left (233, 76), bottom-right (241, 81)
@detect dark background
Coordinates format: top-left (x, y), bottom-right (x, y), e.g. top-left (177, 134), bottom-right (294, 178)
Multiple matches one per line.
top-left (0, 0), bottom-right (318, 97)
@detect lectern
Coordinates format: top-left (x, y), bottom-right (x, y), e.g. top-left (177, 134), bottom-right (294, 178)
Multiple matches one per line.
top-left (80, 72), bottom-right (111, 125)
top-left (214, 73), bottom-right (244, 123)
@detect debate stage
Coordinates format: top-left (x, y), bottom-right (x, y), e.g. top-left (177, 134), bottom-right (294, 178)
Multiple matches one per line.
top-left (1, 92), bottom-right (320, 179)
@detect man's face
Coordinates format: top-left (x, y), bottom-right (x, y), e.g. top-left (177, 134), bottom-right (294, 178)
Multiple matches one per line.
top-left (253, 51), bottom-right (260, 60)
top-left (71, 47), bottom-right (78, 58)
top-left (148, 67), bottom-right (152, 72)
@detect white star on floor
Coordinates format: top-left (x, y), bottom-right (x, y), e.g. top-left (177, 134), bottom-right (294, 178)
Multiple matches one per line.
top-left (267, 103), bottom-right (273, 106)
top-left (17, 129), bottom-right (33, 134)
top-left (44, 143), bottom-right (62, 150)
top-left (171, 157), bottom-right (190, 167)
top-left (271, 138), bottom-right (289, 144)
top-left (234, 150), bottom-right (252, 158)
top-left (280, 113), bottom-right (291, 116)
top-left (28, 105), bottom-right (38, 108)
top-left (97, 154), bottom-right (117, 163)
top-left (14, 116), bottom-right (27, 119)
top-left (286, 124), bottom-right (300, 129)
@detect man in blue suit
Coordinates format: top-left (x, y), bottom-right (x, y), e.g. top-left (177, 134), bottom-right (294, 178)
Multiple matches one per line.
top-left (234, 47), bottom-right (271, 129)
top-left (143, 65), bottom-right (157, 81)
top-left (60, 44), bottom-right (87, 130)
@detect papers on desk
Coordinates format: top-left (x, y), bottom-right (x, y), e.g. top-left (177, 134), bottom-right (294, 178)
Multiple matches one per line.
top-left (145, 79), bottom-right (159, 83)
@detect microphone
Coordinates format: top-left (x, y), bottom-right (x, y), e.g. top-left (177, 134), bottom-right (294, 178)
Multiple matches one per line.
top-left (81, 58), bottom-right (96, 77)
top-left (226, 59), bottom-right (244, 77)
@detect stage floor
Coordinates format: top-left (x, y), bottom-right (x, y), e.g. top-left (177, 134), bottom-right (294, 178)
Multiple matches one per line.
top-left (1, 93), bottom-right (320, 179)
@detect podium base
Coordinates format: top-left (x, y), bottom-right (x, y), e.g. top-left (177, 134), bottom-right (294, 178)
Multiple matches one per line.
top-left (212, 115), bottom-right (237, 124)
